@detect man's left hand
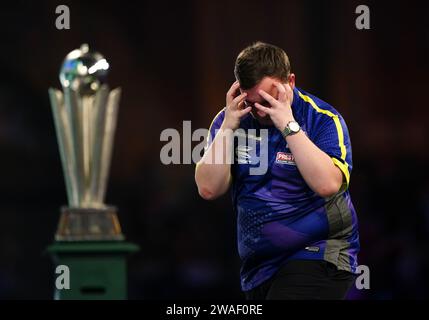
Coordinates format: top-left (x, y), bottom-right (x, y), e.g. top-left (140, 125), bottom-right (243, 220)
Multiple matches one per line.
top-left (255, 82), bottom-right (295, 131)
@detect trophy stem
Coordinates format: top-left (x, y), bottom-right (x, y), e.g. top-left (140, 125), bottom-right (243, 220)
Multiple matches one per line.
top-left (82, 95), bottom-right (92, 205)
top-left (49, 88), bottom-right (79, 206)
top-left (64, 88), bottom-right (85, 206)
top-left (89, 85), bottom-right (110, 206)
top-left (97, 88), bottom-right (121, 203)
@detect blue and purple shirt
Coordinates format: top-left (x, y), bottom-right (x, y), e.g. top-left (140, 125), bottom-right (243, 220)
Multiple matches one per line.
top-left (206, 87), bottom-right (360, 291)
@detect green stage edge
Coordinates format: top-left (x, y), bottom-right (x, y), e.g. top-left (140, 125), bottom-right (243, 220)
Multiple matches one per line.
top-left (47, 241), bottom-right (139, 300)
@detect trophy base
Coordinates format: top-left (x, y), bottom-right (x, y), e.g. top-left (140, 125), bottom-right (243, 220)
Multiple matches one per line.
top-left (47, 241), bottom-right (139, 299)
top-left (55, 206), bottom-right (125, 241)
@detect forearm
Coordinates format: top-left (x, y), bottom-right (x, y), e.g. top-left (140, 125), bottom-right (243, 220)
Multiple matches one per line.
top-left (195, 125), bottom-right (234, 200)
top-left (285, 131), bottom-right (343, 197)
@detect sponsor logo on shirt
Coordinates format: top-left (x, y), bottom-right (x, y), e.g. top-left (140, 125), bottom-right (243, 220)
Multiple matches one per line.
top-left (275, 152), bottom-right (296, 165)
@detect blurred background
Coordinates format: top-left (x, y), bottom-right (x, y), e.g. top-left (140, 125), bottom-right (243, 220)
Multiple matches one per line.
top-left (0, 0), bottom-right (428, 299)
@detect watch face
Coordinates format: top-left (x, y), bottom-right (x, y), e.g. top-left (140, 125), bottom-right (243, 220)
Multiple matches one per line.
top-left (289, 121), bottom-right (300, 132)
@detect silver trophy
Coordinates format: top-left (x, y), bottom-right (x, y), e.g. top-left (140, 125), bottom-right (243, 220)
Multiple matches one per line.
top-left (49, 44), bottom-right (124, 241)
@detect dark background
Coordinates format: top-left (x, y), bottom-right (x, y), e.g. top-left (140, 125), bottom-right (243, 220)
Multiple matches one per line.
top-left (0, 0), bottom-right (427, 299)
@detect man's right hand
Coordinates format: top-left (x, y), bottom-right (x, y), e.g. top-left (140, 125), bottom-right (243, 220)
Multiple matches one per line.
top-left (222, 81), bottom-right (252, 130)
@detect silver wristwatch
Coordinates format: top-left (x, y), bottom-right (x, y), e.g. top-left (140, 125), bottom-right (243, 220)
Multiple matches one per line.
top-left (281, 121), bottom-right (300, 138)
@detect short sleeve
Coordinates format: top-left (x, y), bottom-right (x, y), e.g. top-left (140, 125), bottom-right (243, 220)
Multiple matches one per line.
top-left (204, 108), bottom-right (225, 152)
top-left (313, 114), bottom-right (353, 191)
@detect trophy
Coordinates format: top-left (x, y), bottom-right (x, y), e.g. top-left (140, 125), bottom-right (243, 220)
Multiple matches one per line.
top-left (49, 44), bottom-right (124, 241)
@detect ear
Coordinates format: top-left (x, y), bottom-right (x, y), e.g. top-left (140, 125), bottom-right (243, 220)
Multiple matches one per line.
top-left (288, 73), bottom-right (296, 89)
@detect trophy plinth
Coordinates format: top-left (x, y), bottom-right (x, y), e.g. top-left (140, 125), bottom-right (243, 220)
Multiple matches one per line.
top-left (56, 206), bottom-right (124, 241)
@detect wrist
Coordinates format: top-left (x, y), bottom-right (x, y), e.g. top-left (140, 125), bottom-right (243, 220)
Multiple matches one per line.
top-left (280, 119), bottom-right (300, 138)
top-left (220, 121), bottom-right (236, 132)
top-left (277, 116), bottom-right (295, 131)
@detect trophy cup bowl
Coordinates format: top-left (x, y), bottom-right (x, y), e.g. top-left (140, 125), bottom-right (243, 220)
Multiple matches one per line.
top-left (49, 44), bottom-right (124, 241)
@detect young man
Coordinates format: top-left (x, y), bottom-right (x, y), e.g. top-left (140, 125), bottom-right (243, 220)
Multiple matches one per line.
top-left (195, 42), bottom-right (359, 300)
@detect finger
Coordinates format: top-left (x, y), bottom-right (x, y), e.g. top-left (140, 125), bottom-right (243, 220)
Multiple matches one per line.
top-left (275, 82), bottom-right (287, 102)
top-left (227, 81), bottom-right (241, 98)
top-left (258, 90), bottom-right (277, 107)
top-left (283, 82), bottom-right (292, 91)
top-left (232, 92), bottom-right (247, 106)
top-left (254, 102), bottom-right (273, 115)
top-left (239, 106), bottom-right (252, 117)
top-left (283, 83), bottom-right (293, 100)
top-left (237, 100), bottom-right (245, 110)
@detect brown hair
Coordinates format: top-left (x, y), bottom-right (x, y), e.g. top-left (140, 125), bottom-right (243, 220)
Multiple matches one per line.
top-left (234, 42), bottom-right (291, 90)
